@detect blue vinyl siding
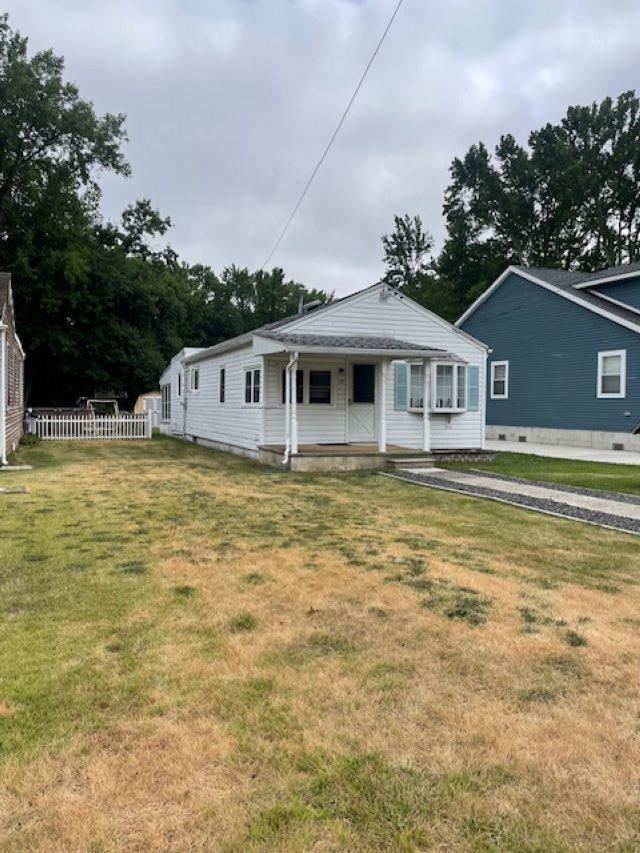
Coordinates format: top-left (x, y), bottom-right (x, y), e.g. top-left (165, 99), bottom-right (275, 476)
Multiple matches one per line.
top-left (590, 276), bottom-right (640, 311)
top-left (460, 271), bottom-right (640, 433)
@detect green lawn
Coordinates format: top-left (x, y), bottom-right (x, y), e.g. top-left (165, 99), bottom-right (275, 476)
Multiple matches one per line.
top-left (444, 450), bottom-right (640, 495)
top-left (1, 438), bottom-right (640, 851)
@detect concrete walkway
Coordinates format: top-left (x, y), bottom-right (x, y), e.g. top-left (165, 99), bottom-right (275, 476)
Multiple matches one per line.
top-left (389, 467), bottom-right (640, 535)
top-left (485, 440), bottom-right (640, 465)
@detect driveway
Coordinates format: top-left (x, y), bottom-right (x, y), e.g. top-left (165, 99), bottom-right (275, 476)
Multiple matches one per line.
top-left (387, 466), bottom-right (640, 535)
top-left (485, 440), bottom-right (640, 465)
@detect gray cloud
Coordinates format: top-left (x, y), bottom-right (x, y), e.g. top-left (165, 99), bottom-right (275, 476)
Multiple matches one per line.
top-left (6, 0), bottom-right (640, 294)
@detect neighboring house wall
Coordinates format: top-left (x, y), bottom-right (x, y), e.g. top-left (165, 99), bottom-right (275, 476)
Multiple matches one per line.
top-left (460, 271), bottom-right (640, 433)
top-left (590, 276), bottom-right (640, 311)
top-left (1, 273), bottom-right (25, 456)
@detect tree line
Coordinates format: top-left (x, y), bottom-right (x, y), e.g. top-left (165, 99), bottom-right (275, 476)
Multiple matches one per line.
top-left (383, 90), bottom-right (640, 320)
top-left (3, 13), bottom-right (640, 403)
top-left (0, 15), bottom-right (326, 405)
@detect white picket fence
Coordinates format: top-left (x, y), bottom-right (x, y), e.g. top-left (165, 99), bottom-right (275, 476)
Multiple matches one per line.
top-left (31, 413), bottom-right (152, 441)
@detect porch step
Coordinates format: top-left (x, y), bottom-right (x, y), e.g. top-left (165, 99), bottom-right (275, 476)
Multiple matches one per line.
top-left (387, 456), bottom-right (435, 470)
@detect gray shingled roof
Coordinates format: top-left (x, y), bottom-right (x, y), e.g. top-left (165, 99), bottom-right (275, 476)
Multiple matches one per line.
top-left (256, 331), bottom-right (465, 359)
top-left (521, 261), bottom-right (640, 287)
top-left (515, 265), bottom-right (640, 328)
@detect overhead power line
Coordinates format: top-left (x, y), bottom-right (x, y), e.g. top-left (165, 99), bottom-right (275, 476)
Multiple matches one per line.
top-left (260, 0), bottom-right (405, 271)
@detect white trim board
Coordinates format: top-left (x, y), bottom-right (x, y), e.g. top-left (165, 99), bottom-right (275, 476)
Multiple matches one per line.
top-left (456, 266), bottom-right (640, 335)
top-left (573, 268), bottom-right (640, 289)
top-left (586, 288), bottom-right (640, 318)
top-left (597, 349), bottom-right (626, 399)
top-left (490, 360), bottom-right (509, 399)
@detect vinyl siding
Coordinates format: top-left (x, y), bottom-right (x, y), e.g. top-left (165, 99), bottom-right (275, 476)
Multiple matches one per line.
top-left (271, 286), bottom-right (486, 450)
top-left (184, 344), bottom-right (263, 453)
top-left (2, 279), bottom-right (25, 453)
top-left (590, 276), bottom-right (640, 311)
top-left (159, 285), bottom-right (486, 452)
top-left (460, 271), bottom-right (640, 433)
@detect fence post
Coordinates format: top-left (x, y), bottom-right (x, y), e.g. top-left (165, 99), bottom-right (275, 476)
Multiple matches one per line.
top-left (146, 411), bottom-right (153, 438)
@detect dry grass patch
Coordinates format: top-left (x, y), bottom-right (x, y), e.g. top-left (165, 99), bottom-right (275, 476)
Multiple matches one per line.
top-left (1, 439), bottom-right (640, 850)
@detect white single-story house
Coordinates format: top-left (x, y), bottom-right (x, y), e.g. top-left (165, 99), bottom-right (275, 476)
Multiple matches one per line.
top-left (159, 283), bottom-right (488, 470)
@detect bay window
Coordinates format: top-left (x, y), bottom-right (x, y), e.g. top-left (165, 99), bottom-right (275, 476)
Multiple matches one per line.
top-left (409, 363), bottom-right (424, 409)
top-left (406, 361), bottom-right (467, 412)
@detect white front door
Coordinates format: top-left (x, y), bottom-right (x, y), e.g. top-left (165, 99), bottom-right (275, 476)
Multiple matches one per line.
top-left (348, 363), bottom-right (377, 442)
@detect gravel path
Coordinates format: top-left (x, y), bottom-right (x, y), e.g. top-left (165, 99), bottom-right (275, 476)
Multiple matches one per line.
top-left (384, 468), bottom-right (640, 536)
top-left (465, 469), bottom-right (640, 506)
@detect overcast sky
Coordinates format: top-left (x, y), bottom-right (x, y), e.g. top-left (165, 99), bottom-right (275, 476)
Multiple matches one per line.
top-left (6, 0), bottom-right (640, 295)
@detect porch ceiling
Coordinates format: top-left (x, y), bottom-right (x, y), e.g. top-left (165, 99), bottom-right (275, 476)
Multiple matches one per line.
top-left (253, 331), bottom-right (465, 361)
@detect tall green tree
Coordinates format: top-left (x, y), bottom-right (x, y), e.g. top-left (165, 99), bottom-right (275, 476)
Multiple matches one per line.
top-left (439, 91), bottom-right (640, 314)
top-left (0, 14), bottom-right (327, 405)
top-left (381, 214), bottom-right (457, 320)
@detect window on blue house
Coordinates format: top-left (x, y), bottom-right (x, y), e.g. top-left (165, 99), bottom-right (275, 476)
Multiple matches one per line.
top-left (490, 361), bottom-right (509, 399)
top-left (597, 350), bottom-right (626, 398)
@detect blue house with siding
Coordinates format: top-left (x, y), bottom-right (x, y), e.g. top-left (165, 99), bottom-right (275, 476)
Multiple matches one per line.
top-left (457, 263), bottom-right (640, 452)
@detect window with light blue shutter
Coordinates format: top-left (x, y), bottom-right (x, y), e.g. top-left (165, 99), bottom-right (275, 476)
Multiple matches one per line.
top-left (393, 362), bottom-right (408, 410)
top-left (468, 365), bottom-right (480, 411)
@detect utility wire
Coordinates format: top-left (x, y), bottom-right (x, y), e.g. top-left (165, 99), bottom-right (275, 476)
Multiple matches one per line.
top-left (260, 0), bottom-right (405, 271)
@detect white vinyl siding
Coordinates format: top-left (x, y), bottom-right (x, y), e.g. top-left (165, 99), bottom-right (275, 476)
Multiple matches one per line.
top-left (160, 284), bottom-right (486, 453)
top-left (268, 286), bottom-right (485, 450)
top-left (183, 345), bottom-right (264, 453)
top-left (597, 350), bottom-right (626, 398)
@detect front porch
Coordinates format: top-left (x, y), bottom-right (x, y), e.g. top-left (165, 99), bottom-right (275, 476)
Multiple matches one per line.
top-left (258, 442), bottom-right (436, 472)
top-left (255, 332), bottom-right (465, 462)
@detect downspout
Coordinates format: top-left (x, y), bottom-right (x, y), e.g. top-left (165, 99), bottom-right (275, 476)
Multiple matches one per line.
top-left (282, 352), bottom-right (296, 465)
top-left (0, 322), bottom-right (7, 465)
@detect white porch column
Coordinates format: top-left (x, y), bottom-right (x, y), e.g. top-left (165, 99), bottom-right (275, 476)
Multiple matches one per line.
top-left (378, 358), bottom-right (387, 453)
top-left (291, 352), bottom-right (299, 455)
top-left (422, 358), bottom-right (431, 452)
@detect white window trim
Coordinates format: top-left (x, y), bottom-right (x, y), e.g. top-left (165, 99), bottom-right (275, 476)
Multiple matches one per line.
top-left (431, 362), bottom-right (467, 413)
top-left (405, 362), bottom-right (468, 413)
top-left (160, 383), bottom-right (171, 421)
top-left (490, 360), bottom-right (509, 400)
top-left (407, 362), bottom-right (425, 412)
top-left (243, 365), bottom-right (262, 407)
top-left (188, 367), bottom-right (200, 392)
top-left (597, 349), bottom-right (626, 399)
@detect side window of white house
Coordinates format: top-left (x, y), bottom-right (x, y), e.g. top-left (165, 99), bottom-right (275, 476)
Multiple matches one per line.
top-left (490, 361), bottom-right (509, 399)
top-left (177, 371), bottom-right (182, 397)
top-left (597, 350), bottom-right (626, 398)
top-left (189, 367), bottom-right (199, 391)
top-left (161, 384), bottom-right (171, 420)
top-left (245, 368), bottom-right (261, 404)
top-left (219, 368), bottom-right (225, 403)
